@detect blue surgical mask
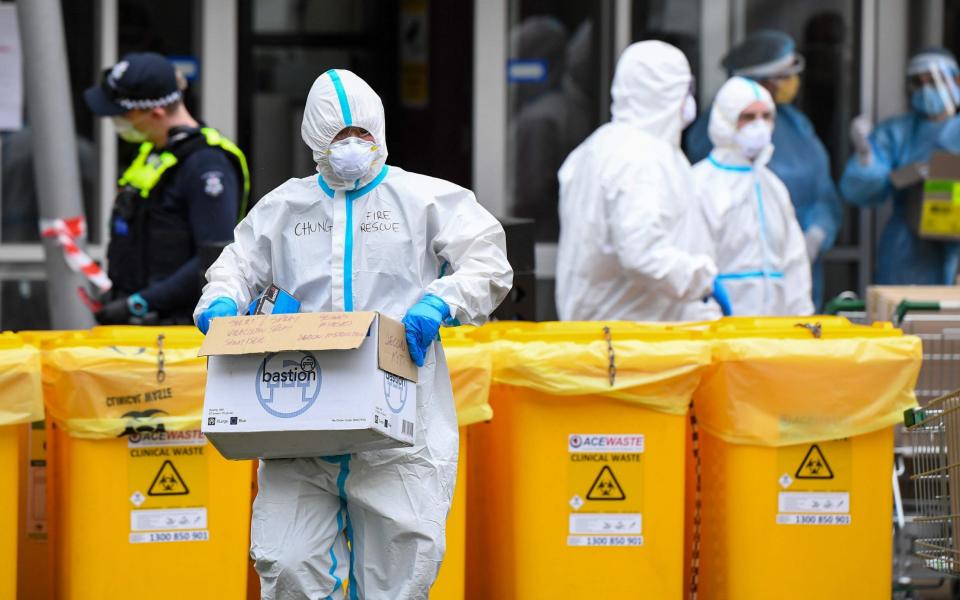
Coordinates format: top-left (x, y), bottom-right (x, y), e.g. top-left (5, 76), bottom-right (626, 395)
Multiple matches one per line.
top-left (911, 85), bottom-right (948, 117)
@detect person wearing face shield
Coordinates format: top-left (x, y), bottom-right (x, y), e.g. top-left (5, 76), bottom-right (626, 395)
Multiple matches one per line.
top-left (840, 48), bottom-right (960, 285)
top-left (685, 30), bottom-right (841, 311)
top-left (83, 52), bottom-right (249, 325)
top-left (556, 40), bottom-right (728, 321)
top-left (692, 77), bottom-right (813, 316)
top-left (195, 69), bottom-right (512, 599)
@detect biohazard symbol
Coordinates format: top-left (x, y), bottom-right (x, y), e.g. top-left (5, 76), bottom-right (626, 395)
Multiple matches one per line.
top-left (147, 460), bottom-right (189, 496)
top-left (586, 465), bottom-right (626, 501)
top-left (795, 444), bottom-right (834, 479)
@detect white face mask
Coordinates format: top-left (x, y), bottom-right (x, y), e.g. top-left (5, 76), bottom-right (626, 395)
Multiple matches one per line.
top-left (111, 116), bottom-right (148, 144)
top-left (734, 119), bottom-right (773, 160)
top-left (326, 137), bottom-right (377, 181)
top-left (681, 94), bottom-right (697, 127)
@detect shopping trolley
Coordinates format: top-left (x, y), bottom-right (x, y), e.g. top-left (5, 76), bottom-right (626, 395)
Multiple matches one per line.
top-left (897, 301), bottom-right (960, 404)
top-left (901, 391), bottom-right (960, 598)
top-left (895, 301), bottom-right (960, 599)
top-left (823, 291), bottom-right (868, 324)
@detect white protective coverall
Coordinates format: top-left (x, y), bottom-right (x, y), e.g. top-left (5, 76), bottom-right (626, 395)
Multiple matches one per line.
top-left (555, 40), bottom-right (719, 321)
top-left (691, 77), bottom-right (813, 316)
top-left (197, 69), bottom-right (512, 599)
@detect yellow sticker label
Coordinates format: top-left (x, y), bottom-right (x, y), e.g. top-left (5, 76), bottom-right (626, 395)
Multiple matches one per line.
top-left (148, 460), bottom-right (190, 496)
top-left (29, 421), bottom-right (46, 464)
top-left (26, 421), bottom-right (47, 538)
top-left (920, 199), bottom-right (960, 236)
top-left (586, 465), bottom-right (627, 500)
top-left (568, 434), bottom-right (644, 512)
top-left (777, 439), bottom-right (851, 492)
top-left (127, 430), bottom-right (208, 511)
top-left (567, 434), bottom-right (645, 546)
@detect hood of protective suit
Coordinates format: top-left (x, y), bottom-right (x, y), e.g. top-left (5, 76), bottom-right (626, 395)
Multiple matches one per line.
top-left (301, 69), bottom-right (388, 190)
top-left (610, 41), bottom-right (692, 145)
top-left (708, 76), bottom-right (776, 165)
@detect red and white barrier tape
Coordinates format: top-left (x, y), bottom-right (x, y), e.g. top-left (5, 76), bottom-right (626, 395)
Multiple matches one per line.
top-left (39, 216), bottom-right (112, 293)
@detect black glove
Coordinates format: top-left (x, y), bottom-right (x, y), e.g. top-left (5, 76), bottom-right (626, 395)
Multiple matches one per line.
top-left (95, 296), bottom-right (131, 324)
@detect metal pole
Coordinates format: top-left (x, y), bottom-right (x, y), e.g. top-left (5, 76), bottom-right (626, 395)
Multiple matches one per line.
top-left (200, 0), bottom-right (239, 140)
top-left (472, 0), bottom-right (507, 217)
top-left (17, 0), bottom-right (95, 328)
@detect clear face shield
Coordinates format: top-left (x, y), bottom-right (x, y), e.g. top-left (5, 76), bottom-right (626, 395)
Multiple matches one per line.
top-left (907, 54), bottom-right (960, 118)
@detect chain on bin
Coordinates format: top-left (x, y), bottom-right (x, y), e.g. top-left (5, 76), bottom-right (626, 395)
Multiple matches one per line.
top-left (794, 322), bottom-right (822, 339)
top-left (156, 333), bottom-right (166, 383)
top-left (603, 326), bottom-right (616, 387)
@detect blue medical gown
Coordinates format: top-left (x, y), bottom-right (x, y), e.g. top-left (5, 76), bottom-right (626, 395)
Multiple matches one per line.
top-left (839, 112), bottom-right (960, 285)
top-left (686, 104), bottom-right (842, 309)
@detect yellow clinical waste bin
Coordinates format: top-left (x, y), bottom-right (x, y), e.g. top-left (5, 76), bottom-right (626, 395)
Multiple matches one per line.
top-left (0, 333), bottom-right (44, 600)
top-left (689, 317), bottom-right (922, 599)
top-left (16, 330), bottom-right (81, 600)
top-left (17, 330), bottom-right (95, 600)
top-left (43, 327), bottom-right (253, 600)
top-left (466, 323), bottom-right (711, 599)
top-left (431, 332), bottom-right (495, 600)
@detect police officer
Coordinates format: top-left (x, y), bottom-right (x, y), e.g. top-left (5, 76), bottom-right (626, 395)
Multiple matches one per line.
top-left (84, 52), bottom-right (249, 324)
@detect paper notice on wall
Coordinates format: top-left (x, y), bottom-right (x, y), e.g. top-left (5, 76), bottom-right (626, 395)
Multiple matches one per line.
top-left (0, 5), bottom-right (23, 131)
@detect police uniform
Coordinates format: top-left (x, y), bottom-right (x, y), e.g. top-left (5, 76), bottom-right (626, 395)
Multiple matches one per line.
top-left (108, 126), bottom-right (248, 322)
top-left (84, 52), bottom-right (250, 324)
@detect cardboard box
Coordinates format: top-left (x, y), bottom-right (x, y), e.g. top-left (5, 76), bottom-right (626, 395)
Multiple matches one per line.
top-left (869, 287), bottom-right (960, 409)
top-left (199, 312), bottom-right (419, 460)
top-left (867, 285), bottom-right (960, 323)
top-left (891, 151), bottom-right (960, 241)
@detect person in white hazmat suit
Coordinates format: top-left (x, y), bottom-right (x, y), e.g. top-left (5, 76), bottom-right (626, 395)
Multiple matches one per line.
top-left (556, 41), bottom-right (730, 321)
top-left (194, 69), bottom-right (512, 599)
top-left (691, 76), bottom-right (813, 315)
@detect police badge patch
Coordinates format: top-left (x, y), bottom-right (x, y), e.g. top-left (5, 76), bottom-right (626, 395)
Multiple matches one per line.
top-left (202, 171), bottom-right (224, 197)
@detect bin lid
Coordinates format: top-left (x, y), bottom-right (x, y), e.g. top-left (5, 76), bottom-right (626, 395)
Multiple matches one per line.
top-left (692, 316), bottom-right (903, 339)
top-left (17, 330), bottom-right (85, 348)
top-left (89, 325), bottom-right (203, 342)
top-left (0, 333), bottom-right (43, 426)
top-left (695, 333), bottom-right (921, 446)
top-left (489, 324), bottom-right (711, 416)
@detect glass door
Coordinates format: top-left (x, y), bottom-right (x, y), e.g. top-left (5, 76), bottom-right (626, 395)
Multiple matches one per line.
top-left (742, 0), bottom-right (865, 300)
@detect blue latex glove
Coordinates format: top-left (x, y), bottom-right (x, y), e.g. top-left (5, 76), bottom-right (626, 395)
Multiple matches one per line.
top-left (196, 297), bottom-right (239, 334)
top-left (402, 294), bottom-right (450, 367)
top-left (711, 278), bottom-right (733, 317)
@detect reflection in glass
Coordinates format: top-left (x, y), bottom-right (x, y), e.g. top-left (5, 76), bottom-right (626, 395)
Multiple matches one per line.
top-left (1, 130), bottom-right (96, 243)
top-left (507, 5), bottom-right (601, 242)
top-left (248, 47), bottom-right (369, 200)
top-left (0, 0), bottom-right (98, 244)
top-left (632, 0), bottom-right (701, 83)
top-left (1, 280), bottom-right (50, 330)
top-left (253, 0), bottom-right (370, 34)
top-left (745, 1), bottom-right (858, 181)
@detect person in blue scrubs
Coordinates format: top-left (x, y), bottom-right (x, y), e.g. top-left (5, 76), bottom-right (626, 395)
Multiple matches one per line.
top-left (840, 48), bottom-right (960, 285)
top-left (686, 30), bottom-right (841, 309)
